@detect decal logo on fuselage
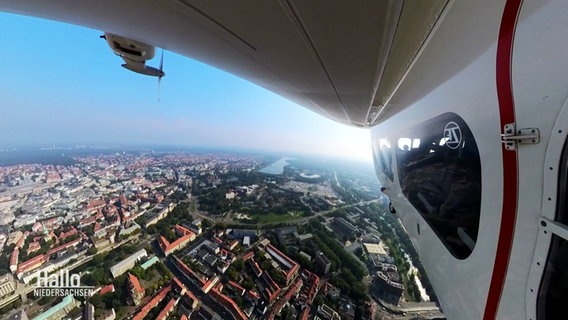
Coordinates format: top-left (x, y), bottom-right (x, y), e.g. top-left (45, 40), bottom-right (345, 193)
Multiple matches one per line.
top-left (444, 121), bottom-right (462, 149)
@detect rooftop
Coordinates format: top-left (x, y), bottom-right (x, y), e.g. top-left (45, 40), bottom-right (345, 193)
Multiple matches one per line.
top-left (32, 295), bottom-right (75, 320)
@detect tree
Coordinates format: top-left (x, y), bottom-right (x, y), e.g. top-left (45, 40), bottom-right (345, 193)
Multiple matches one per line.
top-left (269, 269), bottom-right (285, 286)
top-left (84, 224), bottom-right (95, 237)
top-left (233, 259), bottom-right (244, 272)
top-left (92, 252), bottom-right (108, 265)
top-left (0, 254), bottom-right (10, 274)
top-left (242, 279), bottom-right (254, 290)
top-left (313, 294), bottom-right (324, 307)
top-left (12, 299), bottom-right (22, 308)
top-left (165, 230), bottom-right (177, 242)
top-left (227, 269), bottom-right (239, 282)
top-left (202, 219), bottom-right (213, 228)
top-left (89, 294), bottom-right (104, 311)
top-left (131, 266), bottom-right (145, 280)
top-left (261, 260), bottom-right (271, 271)
top-left (146, 225), bottom-right (158, 234)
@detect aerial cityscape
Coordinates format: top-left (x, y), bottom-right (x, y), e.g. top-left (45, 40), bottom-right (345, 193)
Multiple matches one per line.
top-left (1, 9), bottom-right (442, 320)
top-left (0, 148), bottom-right (444, 320)
top-left (2, 1), bottom-right (563, 319)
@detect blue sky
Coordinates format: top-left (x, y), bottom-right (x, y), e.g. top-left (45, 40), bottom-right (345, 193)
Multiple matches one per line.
top-left (0, 12), bottom-right (372, 163)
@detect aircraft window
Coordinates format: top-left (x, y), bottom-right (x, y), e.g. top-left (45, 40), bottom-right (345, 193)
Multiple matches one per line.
top-left (538, 235), bottom-right (568, 319)
top-left (377, 138), bottom-right (394, 181)
top-left (538, 137), bottom-right (568, 318)
top-left (395, 113), bottom-right (481, 259)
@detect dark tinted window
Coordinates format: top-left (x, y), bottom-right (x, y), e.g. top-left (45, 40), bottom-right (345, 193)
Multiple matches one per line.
top-left (395, 113), bottom-right (481, 259)
top-left (538, 235), bottom-right (568, 319)
top-left (538, 137), bottom-right (568, 319)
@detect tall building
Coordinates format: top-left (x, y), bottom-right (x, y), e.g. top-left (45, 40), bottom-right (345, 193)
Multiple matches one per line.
top-left (127, 273), bottom-right (145, 306)
top-left (119, 192), bottom-right (128, 207)
top-left (315, 251), bottom-right (331, 275)
top-left (332, 217), bottom-right (358, 235)
top-left (372, 270), bottom-right (404, 305)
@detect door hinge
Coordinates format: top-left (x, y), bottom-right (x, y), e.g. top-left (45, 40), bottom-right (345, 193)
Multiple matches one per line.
top-left (501, 123), bottom-right (540, 150)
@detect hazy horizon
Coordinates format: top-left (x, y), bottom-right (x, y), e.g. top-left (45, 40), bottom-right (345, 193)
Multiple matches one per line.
top-left (0, 143), bottom-right (375, 168)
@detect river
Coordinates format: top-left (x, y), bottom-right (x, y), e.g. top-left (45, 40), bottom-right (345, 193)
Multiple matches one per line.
top-left (259, 157), bottom-right (294, 174)
top-left (404, 253), bottom-right (430, 302)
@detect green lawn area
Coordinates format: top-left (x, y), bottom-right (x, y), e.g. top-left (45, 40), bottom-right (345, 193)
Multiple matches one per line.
top-left (252, 211), bottom-right (305, 223)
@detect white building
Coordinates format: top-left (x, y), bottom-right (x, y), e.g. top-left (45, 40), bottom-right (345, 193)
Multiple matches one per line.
top-left (0, 211), bottom-right (15, 226)
top-left (110, 249), bottom-right (147, 278)
top-left (14, 214), bottom-right (37, 228)
top-left (0, 274), bottom-right (16, 298)
top-left (21, 250), bottom-right (85, 284)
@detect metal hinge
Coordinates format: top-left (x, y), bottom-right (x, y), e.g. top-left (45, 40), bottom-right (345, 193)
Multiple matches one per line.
top-left (501, 123), bottom-right (540, 150)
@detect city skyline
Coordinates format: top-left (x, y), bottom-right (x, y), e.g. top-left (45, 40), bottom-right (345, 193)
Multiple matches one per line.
top-left (0, 13), bottom-right (372, 164)
top-left (0, 151), bottom-right (438, 319)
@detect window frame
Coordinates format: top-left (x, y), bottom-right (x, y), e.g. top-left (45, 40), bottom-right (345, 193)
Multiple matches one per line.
top-left (393, 112), bottom-right (482, 260)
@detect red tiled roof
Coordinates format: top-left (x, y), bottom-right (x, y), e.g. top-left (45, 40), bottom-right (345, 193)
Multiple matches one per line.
top-left (172, 276), bottom-right (199, 303)
top-left (210, 288), bottom-right (248, 320)
top-left (262, 272), bottom-right (281, 303)
top-left (227, 281), bottom-right (246, 295)
top-left (249, 258), bottom-right (263, 277)
top-left (264, 273), bottom-right (279, 292)
top-left (266, 244), bottom-right (299, 281)
top-left (99, 284), bottom-right (115, 295)
top-left (132, 285), bottom-right (172, 320)
top-left (80, 216), bottom-right (97, 226)
top-left (242, 252), bottom-right (254, 261)
top-left (43, 219), bottom-right (58, 228)
top-left (59, 228), bottom-right (78, 240)
top-left (299, 307), bottom-right (310, 320)
top-left (156, 298), bottom-right (176, 320)
top-left (158, 236), bottom-right (170, 252)
top-left (87, 199), bottom-right (106, 209)
top-left (47, 237), bottom-right (81, 256)
top-left (302, 270), bottom-right (320, 303)
top-left (202, 277), bottom-right (217, 293)
top-left (247, 289), bottom-right (260, 300)
top-left (160, 227), bottom-right (194, 255)
top-left (172, 276), bottom-right (185, 291)
top-left (119, 194), bottom-right (128, 206)
top-left (267, 279), bottom-right (303, 320)
top-left (27, 241), bottom-right (41, 253)
top-left (9, 249), bottom-right (19, 267)
top-left (168, 236), bottom-right (190, 252)
top-left (129, 273), bottom-right (144, 293)
top-left (17, 254), bottom-right (46, 273)
top-left (15, 233), bottom-right (26, 249)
